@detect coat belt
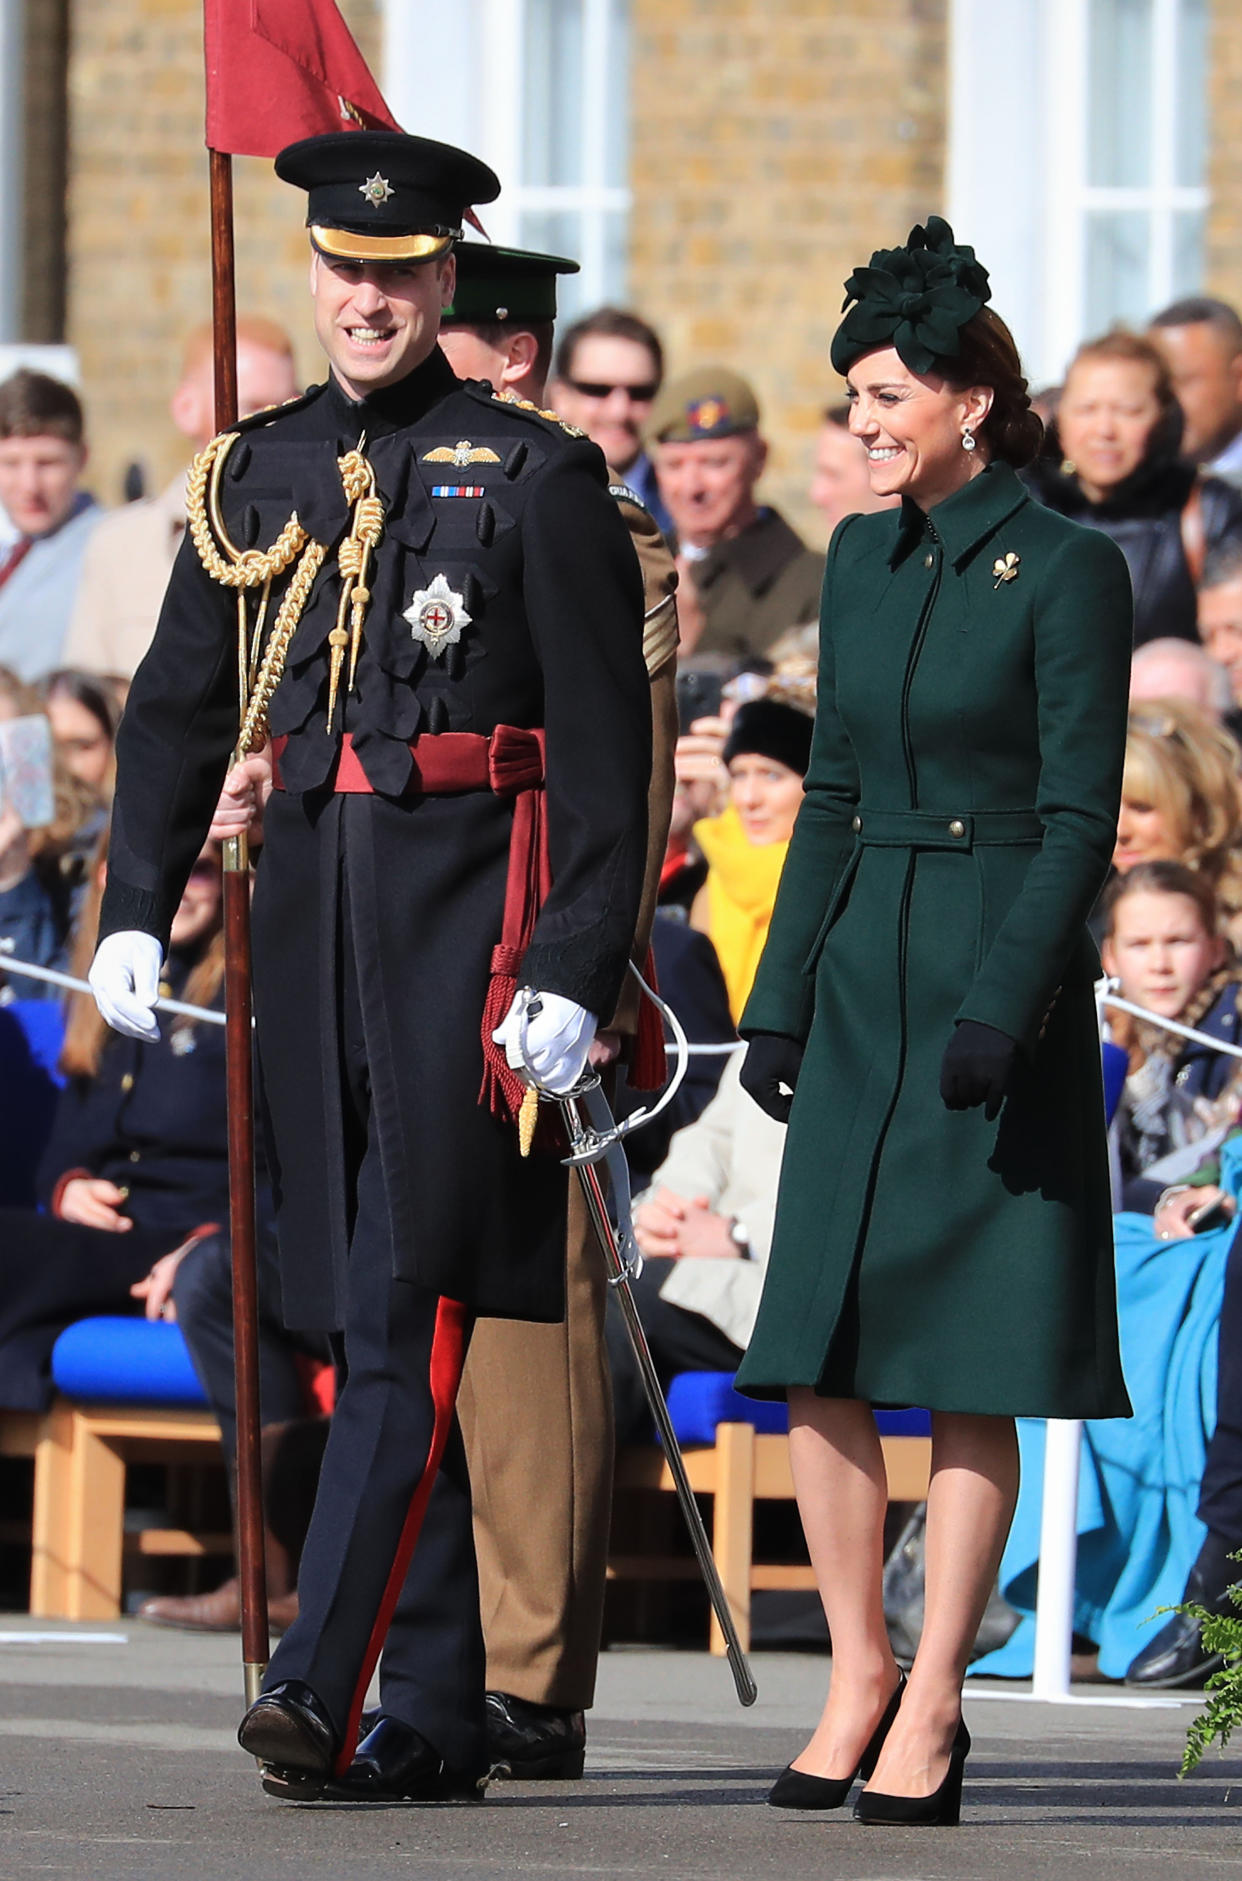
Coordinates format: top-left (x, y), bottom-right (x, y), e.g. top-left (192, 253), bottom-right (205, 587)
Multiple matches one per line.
top-left (849, 807), bottom-right (1042, 849)
top-left (270, 726), bottom-right (550, 1132)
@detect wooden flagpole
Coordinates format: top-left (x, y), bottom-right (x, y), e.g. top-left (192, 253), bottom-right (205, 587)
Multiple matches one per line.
top-left (209, 144), bottom-right (270, 1706)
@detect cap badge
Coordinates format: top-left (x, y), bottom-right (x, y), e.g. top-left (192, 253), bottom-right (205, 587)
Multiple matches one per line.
top-left (687, 395), bottom-right (728, 432)
top-left (992, 551), bottom-right (1020, 588)
top-left (359, 172), bottom-right (395, 207)
top-left (422, 440), bottom-right (501, 468)
top-left (405, 573), bottom-right (472, 659)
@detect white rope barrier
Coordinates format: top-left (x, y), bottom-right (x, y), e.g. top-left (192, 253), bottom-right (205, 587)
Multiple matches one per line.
top-left (0, 948), bottom-right (226, 1025)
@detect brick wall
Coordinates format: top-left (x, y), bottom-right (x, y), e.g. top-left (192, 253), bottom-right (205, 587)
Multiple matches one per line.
top-left (65, 0), bottom-right (380, 507)
top-left (1205, 0), bottom-right (1242, 317)
top-left (628, 0), bottom-right (948, 544)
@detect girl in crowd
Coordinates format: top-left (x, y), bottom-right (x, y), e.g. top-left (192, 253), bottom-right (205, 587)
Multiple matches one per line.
top-left (976, 863), bottom-right (1240, 1683)
top-left (1027, 329), bottom-right (1242, 646)
top-left (1104, 861), bottom-right (1242, 1214)
top-left (1113, 699), bottom-right (1242, 946)
top-left (738, 219), bottom-right (1132, 1825)
top-left (0, 835), bottom-right (230, 1410)
top-left (690, 696), bottom-right (812, 1022)
top-left (0, 664), bottom-right (98, 997)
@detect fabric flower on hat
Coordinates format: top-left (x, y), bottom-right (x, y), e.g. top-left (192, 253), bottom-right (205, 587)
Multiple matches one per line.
top-left (830, 216), bottom-right (992, 378)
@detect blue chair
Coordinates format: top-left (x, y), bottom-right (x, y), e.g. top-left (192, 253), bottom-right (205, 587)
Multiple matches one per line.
top-left (612, 1371), bottom-right (933, 1654)
top-left (51, 1317), bottom-right (208, 1407)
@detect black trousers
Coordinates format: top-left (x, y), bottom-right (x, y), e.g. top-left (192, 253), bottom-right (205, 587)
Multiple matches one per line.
top-left (261, 912), bottom-right (484, 1776)
top-left (171, 1230), bottom-right (320, 1467)
top-left (605, 1255), bottom-right (744, 1445)
top-left (1199, 1219), bottom-right (1242, 1549)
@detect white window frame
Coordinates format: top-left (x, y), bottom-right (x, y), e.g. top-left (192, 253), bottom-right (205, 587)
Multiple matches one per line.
top-left (948, 0), bottom-right (1209, 385)
top-left (382, 0), bottom-right (631, 310)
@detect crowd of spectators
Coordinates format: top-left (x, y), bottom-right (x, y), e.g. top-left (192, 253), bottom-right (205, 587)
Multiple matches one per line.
top-left (13, 281), bottom-right (1242, 1677)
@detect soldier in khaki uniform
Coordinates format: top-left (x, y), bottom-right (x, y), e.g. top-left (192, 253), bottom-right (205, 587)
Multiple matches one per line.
top-left (648, 366), bottom-right (824, 661)
top-left (438, 242), bottom-right (677, 1778)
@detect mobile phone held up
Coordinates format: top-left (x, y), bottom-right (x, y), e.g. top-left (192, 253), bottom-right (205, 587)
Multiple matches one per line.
top-left (0, 714), bottom-right (55, 828)
top-left (676, 670), bottom-right (723, 734)
top-left (1190, 1195), bottom-right (1233, 1235)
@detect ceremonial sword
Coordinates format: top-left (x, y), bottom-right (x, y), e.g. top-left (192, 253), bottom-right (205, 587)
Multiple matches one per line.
top-left (516, 981), bottom-right (758, 1708)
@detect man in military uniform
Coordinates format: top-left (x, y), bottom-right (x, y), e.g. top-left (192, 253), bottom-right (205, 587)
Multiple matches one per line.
top-left (88, 132), bottom-right (651, 1803)
top-left (437, 241), bottom-right (678, 1777)
top-left (648, 366), bottom-right (824, 660)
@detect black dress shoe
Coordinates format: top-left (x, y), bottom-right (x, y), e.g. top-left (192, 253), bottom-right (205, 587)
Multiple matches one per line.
top-left (1127, 1547), bottom-right (1240, 1689)
top-left (323, 1715), bottom-right (488, 1803)
top-left (237, 1680), bottom-right (337, 1801)
top-left (854, 1715), bottom-right (971, 1827)
top-left (484, 1691), bottom-right (586, 1780)
top-left (768, 1671), bottom-right (906, 1809)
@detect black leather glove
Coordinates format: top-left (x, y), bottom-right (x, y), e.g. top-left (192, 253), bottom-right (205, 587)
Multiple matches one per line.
top-left (939, 1020), bottom-right (1019, 1122)
top-left (739, 1033), bottom-right (805, 1124)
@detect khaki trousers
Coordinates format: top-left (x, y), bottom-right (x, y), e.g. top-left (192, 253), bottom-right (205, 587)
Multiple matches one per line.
top-left (458, 1178), bottom-right (613, 1710)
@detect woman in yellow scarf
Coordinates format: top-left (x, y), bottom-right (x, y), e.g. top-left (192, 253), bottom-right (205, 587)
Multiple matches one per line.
top-left (692, 698), bottom-right (813, 1020)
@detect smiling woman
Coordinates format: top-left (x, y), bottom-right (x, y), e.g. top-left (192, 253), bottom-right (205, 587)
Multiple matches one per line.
top-left (735, 217), bottom-right (1134, 1828)
top-left (1027, 329), bottom-right (1242, 646)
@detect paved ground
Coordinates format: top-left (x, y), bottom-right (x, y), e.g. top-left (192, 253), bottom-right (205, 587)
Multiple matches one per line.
top-left (0, 1619), bottom-right (1238, 1880)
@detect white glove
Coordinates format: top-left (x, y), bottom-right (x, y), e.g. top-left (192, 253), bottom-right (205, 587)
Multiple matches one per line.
top-left (88, 931), bottom-right (164, 1042)
top-left (493, 988), bottom-right (597, 1097)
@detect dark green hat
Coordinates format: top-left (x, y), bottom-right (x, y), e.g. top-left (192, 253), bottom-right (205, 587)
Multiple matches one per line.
top-left (275, 131), bottom-right (499, 265)
top-left (441, 243), bottom-right (580, 325)
top-left (830, 216), bottom-right (991, 378)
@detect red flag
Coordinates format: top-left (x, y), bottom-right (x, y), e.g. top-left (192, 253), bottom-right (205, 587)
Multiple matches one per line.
top-left (205, 0), bottom-right (402, 157)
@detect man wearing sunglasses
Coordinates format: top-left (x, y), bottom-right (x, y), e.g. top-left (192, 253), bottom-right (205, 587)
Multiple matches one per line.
top-left (551, 307), bottom-right (673, 536)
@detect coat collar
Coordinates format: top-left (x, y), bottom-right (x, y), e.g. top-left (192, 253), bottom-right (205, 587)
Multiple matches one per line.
top-left (889, 460), bottom-right (1028, 571)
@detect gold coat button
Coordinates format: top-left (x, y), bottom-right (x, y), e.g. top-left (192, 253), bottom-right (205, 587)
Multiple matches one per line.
top-left (120, 1073), bottom-right (134, 1093)
top-left (924, 551), bottom-right (934, 568)
top-left (851, 814), bottom-right (862, 833)
top-left (128, 1149), bottom-right (141, 1163)
top-left (948, 819), bottom-right (966, 838)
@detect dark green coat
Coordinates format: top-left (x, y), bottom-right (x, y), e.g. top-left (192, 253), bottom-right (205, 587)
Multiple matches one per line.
top-left (736, 462), bottom-right (1134, 1419)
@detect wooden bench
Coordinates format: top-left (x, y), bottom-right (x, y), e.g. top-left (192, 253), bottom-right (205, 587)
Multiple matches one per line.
top-left (1, 1401), bottom-right (228, 1620)
top-left (611, 1417), bottom-right (931, 1655)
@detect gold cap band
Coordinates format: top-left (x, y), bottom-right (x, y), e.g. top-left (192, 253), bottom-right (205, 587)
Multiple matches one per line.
top-left (310, 225), bottom-right (457, 263)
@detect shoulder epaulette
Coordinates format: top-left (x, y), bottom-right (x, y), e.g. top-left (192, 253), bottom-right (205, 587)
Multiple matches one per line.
top-left (225, 382), bottom-right (327, 440)
top-left (463, 382), bottom-right (588, 440)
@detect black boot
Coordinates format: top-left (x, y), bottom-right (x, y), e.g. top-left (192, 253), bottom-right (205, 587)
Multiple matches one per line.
top-left (1126, 1535), bottom-right (1242, 1689)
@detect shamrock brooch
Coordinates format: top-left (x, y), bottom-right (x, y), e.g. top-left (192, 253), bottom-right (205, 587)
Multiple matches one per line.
top-left (992, 551), bottom-right (1020, 588)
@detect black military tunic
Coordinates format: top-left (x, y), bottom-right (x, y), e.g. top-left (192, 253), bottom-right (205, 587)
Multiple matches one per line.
top-left (100, 347), bottom-right (651, 1333)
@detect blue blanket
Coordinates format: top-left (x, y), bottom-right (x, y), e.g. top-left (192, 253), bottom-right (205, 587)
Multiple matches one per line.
top-left (970, 1137), bottom-right (1241, 1681)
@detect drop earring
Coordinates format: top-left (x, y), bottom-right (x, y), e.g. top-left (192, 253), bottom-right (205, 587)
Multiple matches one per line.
top-left (961, 428), bottom-right (977, 452)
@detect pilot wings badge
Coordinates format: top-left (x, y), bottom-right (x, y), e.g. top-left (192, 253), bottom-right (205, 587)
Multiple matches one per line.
top-left (404, 573), bottom-right (472, 658)
top-left (421, 440), bottom-right (501, 468)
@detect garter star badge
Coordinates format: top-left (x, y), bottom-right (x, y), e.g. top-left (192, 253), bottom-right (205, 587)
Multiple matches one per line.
top-left (421, 440), bottom-right (501, 468)
top-left (359, 172), bottom-right (394, 207)
top-left (405, 573), bottom-right (472, 658)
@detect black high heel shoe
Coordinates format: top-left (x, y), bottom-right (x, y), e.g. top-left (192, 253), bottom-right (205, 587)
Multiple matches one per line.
top-left (853, 1714), bottom-right (971, 1827)
top-left (767, 1672), bottom-right (906, 1810)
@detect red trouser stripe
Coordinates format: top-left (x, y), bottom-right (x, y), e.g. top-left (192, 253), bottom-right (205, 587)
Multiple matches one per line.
top-left (333, 1296), bottom-right (471, 1775)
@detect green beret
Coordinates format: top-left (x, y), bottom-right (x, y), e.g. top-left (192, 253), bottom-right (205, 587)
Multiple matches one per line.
top-left (646, 367), bottom-right (760, 443)
top-left (442, 243), bottom-right (580, 326)
top-left (830, 216), bottom-right (991, 378)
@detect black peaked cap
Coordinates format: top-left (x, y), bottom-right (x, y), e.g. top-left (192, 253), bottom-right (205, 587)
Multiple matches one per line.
top-left (276, 131), bottom-right (500, 257)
